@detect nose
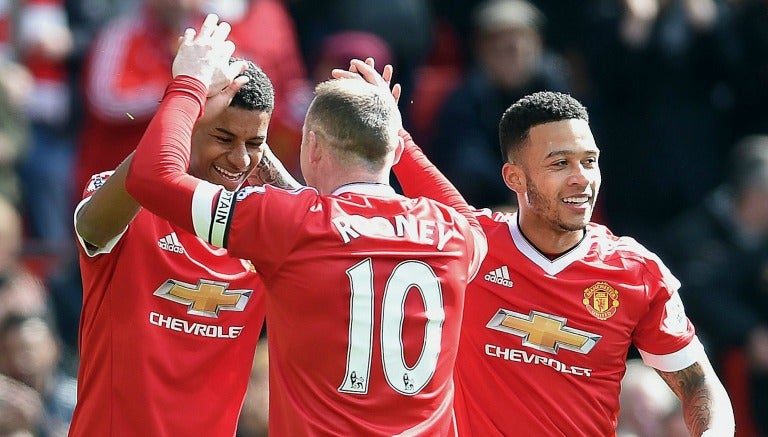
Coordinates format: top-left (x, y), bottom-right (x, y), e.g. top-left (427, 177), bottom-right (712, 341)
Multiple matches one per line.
top-left (568, 164), bottom-right (591, 187)
top-left (227, 143), bottom-right (251, 170)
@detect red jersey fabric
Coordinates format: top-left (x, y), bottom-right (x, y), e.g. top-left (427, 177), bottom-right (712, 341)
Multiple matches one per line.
top-left (70, 171), bottom-right (266, 437)
top-left (453, 210), bottom-right (700, 437)
top-left (125, 77), bottom-right (486, 436)
top-left (229, 183), bottom-right (480, 435)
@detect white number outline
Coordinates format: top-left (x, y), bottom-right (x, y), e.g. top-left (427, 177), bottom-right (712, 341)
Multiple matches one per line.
top-left (338, 258), bottom-right (445, 396)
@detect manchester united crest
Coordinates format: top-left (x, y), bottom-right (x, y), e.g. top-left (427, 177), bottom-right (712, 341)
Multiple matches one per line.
top-left (583, 282), bottom-right (619, 320)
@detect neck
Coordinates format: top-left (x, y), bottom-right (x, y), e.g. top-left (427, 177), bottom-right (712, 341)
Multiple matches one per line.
top-left (517, 213), bottom-right (585, 255)
top-left (318, 169), bottom-right (390, 196)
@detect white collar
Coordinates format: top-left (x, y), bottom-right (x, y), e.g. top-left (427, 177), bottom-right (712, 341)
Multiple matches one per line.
top-left (507, 213), bottom-right (591, 276)
top-left (331, 182), bottom-right (397, 197)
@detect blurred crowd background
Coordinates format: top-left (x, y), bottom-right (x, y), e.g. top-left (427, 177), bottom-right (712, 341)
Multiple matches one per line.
top-left (0, 0), bottom-right (767, 435)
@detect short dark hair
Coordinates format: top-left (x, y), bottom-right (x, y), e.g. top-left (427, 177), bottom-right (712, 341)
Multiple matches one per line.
top-left (307, 79), bottom-right (400, 170)
top-left (229, 58), bottom-right (275, 113)
top-left (498, 91), bottom-right (589, 161)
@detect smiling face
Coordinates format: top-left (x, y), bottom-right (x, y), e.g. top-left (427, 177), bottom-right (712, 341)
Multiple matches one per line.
top-left (503, 119), bottom-right (601, 242)
top-left (189, 106), bottom-right (271, 191)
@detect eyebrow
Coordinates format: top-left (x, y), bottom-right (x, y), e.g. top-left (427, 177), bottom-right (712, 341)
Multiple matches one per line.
top-left (545, 149), bottom-right (599, 159)
top-left (214, 127), bottom-right (266, 141)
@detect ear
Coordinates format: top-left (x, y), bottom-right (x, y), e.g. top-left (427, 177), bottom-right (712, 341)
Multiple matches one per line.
top-left (392, 136), bottom-right (404, 165)
top-left (308, 130), bottom-right (321, 163)
top-left (502, 162), bottom-right (524, 193)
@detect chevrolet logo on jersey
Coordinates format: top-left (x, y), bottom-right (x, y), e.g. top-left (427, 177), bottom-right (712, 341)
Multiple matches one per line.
top-left (153, 279), bottom-right (251, 318)
top-left (487, 309), bottom-right (601, 354)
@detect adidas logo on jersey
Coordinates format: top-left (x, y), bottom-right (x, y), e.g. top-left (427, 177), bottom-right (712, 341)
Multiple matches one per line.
top-left (484, 266), bottom-right (513, 287)
top-left (158, 232), bottom-right (185, 254)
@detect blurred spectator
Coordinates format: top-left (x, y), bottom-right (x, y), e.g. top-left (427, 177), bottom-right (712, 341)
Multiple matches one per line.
top-left (14, 0), bottom-right (77, 255)
top-left (274, 30), bottom-right (394, 179)
top-left (237, 338), bottom-right (269, 437)
top-left (207, 0), bottom-right (308, 175)
top-left (661, 134), bottom-right (768, 435)
top-left (0, 313), bottom-right (76, 437)
top-left (427, 0), bottom-right (571, 208)
top-left (617, 359), bottom-right (685, 437)
top-left (581, 0), bottom-right (740, 245)
top-left (288, 0), bottom-right (432, 119)
top-left (0, 373), bottom-right (44, 437)
top-left (0, 60), bottom-right (32, 209)
top-left (73, 0), bottom-right (204, 199)
top-left (0, 194), bottom-right (50, 325)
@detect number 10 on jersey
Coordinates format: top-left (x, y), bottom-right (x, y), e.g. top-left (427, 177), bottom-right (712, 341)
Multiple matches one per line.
top-left (339, 258), bottom-right (445, 396)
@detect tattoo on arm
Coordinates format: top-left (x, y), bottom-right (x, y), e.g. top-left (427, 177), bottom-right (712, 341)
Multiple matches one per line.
top-left (251, 148), bottom-right (301, 190)
top-left (655, 363), bottom-right (711, 436)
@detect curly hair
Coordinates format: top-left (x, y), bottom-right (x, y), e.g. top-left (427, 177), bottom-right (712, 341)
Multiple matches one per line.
top-left (229, 58), bottom-right (275, 113)
top-left (498, 91), bottom-right (588, 162)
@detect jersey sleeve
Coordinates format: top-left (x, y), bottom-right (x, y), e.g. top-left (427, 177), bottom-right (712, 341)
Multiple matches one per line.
top-left (196, 183), bottom-right (317, 276)
top-left (125, 75), bottom-right (208, 235)
top-left (632, 252), bottom-right (699, 372)
top-left (393, 129), bottom-right (487, 278)
top-left (74, 171), bottom-right (128, 257)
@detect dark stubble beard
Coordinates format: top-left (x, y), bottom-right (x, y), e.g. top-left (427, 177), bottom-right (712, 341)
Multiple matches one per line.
top-left (525, 177), bottom-right (591, 233)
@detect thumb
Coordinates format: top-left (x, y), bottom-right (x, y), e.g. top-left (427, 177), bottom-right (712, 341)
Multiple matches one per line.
top-left (221, 74), bottom-right (249, 99)
top-left (225, 60), bottom-right (248, 82)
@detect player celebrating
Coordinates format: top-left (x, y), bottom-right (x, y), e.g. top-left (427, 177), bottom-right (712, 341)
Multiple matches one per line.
top-left (437, 91), bottom-right (733, 436)
top-left (125, 15), bottom-right (486, 436)
top-left (71, 55), bottom-right (298, 435)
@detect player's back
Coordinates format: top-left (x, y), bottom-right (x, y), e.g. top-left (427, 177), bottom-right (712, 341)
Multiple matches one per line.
top-left (228, 184), bottom-right (479, 436)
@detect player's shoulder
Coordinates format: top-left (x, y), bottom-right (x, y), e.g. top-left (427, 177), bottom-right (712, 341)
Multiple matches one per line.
top-left (236, 184), bottom-right (317, 202)
top-left (472, 207), bottom-right (515, 229)
top-left (588, 223), bottom-right (676, 282)
top-left (588, 223), bottom-right (654, 258)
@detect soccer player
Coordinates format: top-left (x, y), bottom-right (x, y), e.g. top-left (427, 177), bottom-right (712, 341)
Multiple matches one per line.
top-left (125, 15), bottom-right (486, 435)
top-left (70, 56), bottom-right (299, 435)
top-left (437, 91), bottom-right (733, 435)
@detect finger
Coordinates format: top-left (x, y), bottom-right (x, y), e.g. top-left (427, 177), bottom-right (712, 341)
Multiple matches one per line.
top-left (211, 21), bottom-right (232, 43)
top-left (223, 75), bottom-right (250, 97)
top-left (350, 59), bottom-right (384, 86)
top-left (392, 83), bottom-right (402, 103)
top-left (331, 69), bottom-right (363, 80)
top-left (348, 59), bottom-right (359, 74)
top-left (200, 14), bottom-right (220, 38)
top-left (226, 59), bottom-right (248, 81)
top-left (221, 40), bottom-right (236, 62)
top-left (365, 57), bottom-right (375, 68)
top-left (382, 64), bottom-right (393, 86)
top-left (182, 28), bottom-right (196, 45)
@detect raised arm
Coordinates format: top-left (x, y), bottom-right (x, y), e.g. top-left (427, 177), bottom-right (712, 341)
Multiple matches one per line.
top-left (655, 355), bottom-right (735, 436)
top-left (125, 14), bottom-right (249, 236)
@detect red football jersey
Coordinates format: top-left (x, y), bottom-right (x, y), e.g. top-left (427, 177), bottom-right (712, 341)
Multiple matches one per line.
top-left (70, 172), bottom-right (266, 437)
top-left (196, 182), bottom-right (483, 436)
top-left (453, 211), bottom-right (700, 437)
top-left (124, 76), bottom-right (485, 435)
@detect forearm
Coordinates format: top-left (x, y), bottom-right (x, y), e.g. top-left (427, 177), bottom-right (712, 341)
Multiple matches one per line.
top-left (657, 361), bottom-right (735, 436)
top-left (125, 76), bottom-right (207, 233)
top-left (249, 145), bottom-right (302, 189)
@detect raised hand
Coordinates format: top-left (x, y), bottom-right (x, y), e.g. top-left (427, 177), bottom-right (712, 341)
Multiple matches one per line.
top-left (331, 57), bottom-right (402, 104)
top-left (171, 13), bottom-right (246, 97)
